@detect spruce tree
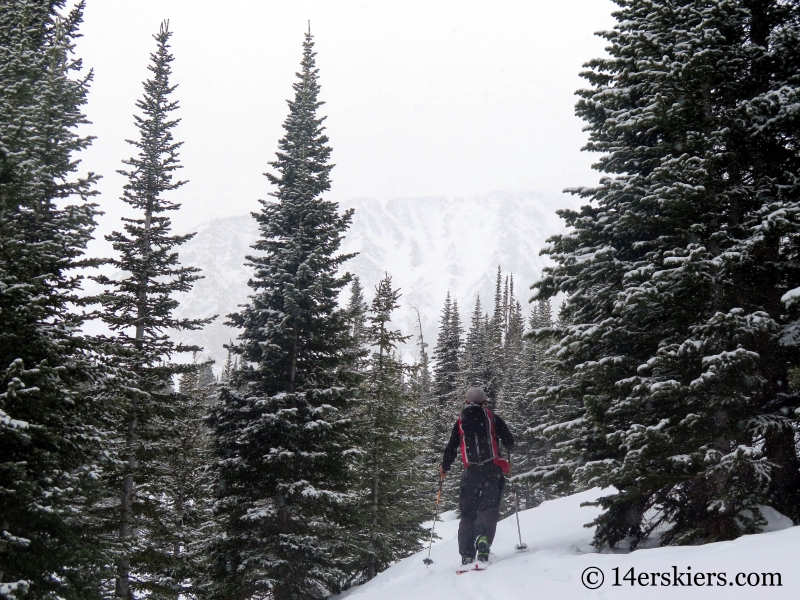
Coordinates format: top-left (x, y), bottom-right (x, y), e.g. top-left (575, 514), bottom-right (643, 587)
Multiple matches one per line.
top-left (353, 275), bottom-right (428, 581)
top-left (495, 295), bottom-right (526, 516)
top-left (430, 293), bottom-right (463, 508)
top-left (462, 296), bottom-right (489, 394)
top-left (93, 21), bottom-right (211, 597)
top-left (345, 275), bottom-right (370, 373)
top-left (408, 306), bottom-right (432, 422)
top-left (431, 293), bottom-right (461, 440)
top-left (209, 29), bottom-right (361, 600)
top-left (153, 360), bottom-right (217, 600)
top-left (497, 297), bottom-right (525, 431)
top-left (535, 0), bottom-right (800, 548)
top-left (220, 346), bottom-right (234, 383)
top-left (409, 306), bottom-right (437, 514)
top-left (0, 2), bottom-right (109, 597)
top-left (512, 299), bottom-right (573, 507)
top-left (486, 266), bottom-right (506, 406)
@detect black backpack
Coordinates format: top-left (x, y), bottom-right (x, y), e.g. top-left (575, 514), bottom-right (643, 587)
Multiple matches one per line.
top-left (456, 404), bottom-right (510, 473)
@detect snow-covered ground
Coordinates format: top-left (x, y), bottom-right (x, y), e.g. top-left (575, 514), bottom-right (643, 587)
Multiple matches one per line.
top-left (337, 488), bottom-right (799, 599)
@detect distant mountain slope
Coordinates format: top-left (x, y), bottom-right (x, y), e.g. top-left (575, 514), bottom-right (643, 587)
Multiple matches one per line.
top-left (174, 191), bottom-right (577, 368)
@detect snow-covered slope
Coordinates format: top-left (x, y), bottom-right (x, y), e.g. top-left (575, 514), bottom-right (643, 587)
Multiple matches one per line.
top-left (338, 488), bottom-right (798, 599)
top-left (174, 191), bottom-right (576, 368)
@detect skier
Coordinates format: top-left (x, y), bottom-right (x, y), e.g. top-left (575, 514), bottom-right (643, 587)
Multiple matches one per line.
top-left (440, 386), bottom-right (515, 565)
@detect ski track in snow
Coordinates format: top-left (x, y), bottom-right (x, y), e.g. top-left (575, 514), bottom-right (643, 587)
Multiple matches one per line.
top-left (336, 488), bottom-right (799, 599)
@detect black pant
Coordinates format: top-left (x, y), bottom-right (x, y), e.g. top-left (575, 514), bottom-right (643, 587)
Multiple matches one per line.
top-left (458, 463), bottom-right (505, 558)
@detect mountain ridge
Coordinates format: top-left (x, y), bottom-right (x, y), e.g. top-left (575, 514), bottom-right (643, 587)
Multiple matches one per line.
top-left (173, 190), bottom-right (578, 369)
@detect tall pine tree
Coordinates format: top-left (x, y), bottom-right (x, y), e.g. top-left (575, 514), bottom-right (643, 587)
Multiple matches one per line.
top-left (536, 0), bottom-right (800, 548)
top-left (408, 306), bottom-right (432, 426)
top-left (512, 299), bottom-right (573, 508)
top-left (209, 28), bottom-right (361, 600)
top-left (345, 275), bottom-right (370, 374)
top-left (0, 2), bottom-right (108, 597)
top-left (94, 20), bottom-right (211, 598)
top-left (352, 275), bottom-right (428, 581)
top-left (487, 266), bottom-right (506, 406)
top-left (462, 295), bottom-right (490, 395)
top-left (158, 360), bottom-right (217, 600)
top-left (429, 293), bottom-right (463, 509)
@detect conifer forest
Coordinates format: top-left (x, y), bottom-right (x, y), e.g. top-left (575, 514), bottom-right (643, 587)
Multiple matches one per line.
top-left (3, 1), bottom-right (800, 598)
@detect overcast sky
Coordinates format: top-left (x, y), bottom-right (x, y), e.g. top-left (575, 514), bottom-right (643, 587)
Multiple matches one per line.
top-left (75, 0), bottom-right (615, 251)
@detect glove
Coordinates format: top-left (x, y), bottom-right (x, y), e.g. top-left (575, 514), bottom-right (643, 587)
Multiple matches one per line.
top-left (439, 464), bottom-right (447, 478)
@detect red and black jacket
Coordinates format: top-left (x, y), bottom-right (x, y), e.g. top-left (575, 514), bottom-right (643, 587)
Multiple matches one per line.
top-left (441, 404), bottom-right (514, 472)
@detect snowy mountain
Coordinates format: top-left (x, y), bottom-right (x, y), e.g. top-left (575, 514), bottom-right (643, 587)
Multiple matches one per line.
top-left (174, 190), bottom-right (578, 369)
top-left (337, 488), bottom-right (798, 599)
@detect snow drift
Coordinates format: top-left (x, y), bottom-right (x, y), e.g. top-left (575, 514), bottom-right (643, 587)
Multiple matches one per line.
top-left (337, 488), bottom-right (799, 599)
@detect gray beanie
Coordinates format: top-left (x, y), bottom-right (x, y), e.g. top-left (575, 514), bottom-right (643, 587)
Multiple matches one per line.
top-left (465, 386), bottom-right (487, 404)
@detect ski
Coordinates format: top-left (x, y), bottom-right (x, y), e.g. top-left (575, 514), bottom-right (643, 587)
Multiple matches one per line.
top-left (455, 564), bottom-right (487, 575)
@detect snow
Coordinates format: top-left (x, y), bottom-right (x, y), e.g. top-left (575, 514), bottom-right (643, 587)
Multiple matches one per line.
top-left (0, 582), bottom-right (28, 599)
top-left (336, 488), bottom-right (799, 599)
top-left (0, 409), bottom-right (29, 430)
top-left (781, 286), bottom-right (800, 307)
top-left (173, 191), bottom-right (578, 370)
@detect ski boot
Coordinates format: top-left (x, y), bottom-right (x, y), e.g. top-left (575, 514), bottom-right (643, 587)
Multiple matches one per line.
top-left (475, 535), bottom-right (490, 562)
top-left (461, 554), bottom-right (475, 566)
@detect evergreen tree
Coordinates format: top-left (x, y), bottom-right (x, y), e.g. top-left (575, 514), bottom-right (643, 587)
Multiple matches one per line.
top-left (220, 343), bottom-right (234, 383)
top-left (347, 276), bottom-right (368, 341)
top-left (408, 306), bottom-right (438, 520)
top-left (486, 266), bottom-right (506, 406)
top-left (431, 293), bottom-right (461, 439)
top-left (196, 360), bottom-right (216, 388)
top-left (408, 306), bottom-right (432, 422)
top-left (209, 29), bottom-right (361, 600)
top-left (497, 297), bottom-right (525, 426)
top-left (495, 295), bottom-right (526, 517)
top-left (0, 2), bottom-right (109, 597)
top-left (430, 293), bottom-right (463, 508)
top-left (345, 275), bottom-right (370, 372)
top-left (353, 275), bottom-right (428, 581)
top-left (93, 21), bottom-right (211, 597)
top-left (151, 360), bottom-right (217, 600)
top-left (512, 299), bottom-right (573, 508)
top-left (462, 295), bottom-right (490, 395)
top-left (535, 0), bottom-right (800, 548)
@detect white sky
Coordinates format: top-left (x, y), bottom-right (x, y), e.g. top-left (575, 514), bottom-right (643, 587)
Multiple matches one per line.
top-left (75, 0), bottom-right (616, 251)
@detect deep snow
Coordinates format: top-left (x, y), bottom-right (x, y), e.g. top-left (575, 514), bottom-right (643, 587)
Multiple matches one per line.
top-left (337, 488), bottom-right (799, 599)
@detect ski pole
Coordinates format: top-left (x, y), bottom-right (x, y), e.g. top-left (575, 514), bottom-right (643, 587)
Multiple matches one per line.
top-left (509, 455), bottom-right (528, 551)
top-left (423, 471), bottom-right (444, 566)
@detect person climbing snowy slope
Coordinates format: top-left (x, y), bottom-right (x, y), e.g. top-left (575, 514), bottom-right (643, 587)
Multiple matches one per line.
top-left (440, 386), bottom-right (515, 565)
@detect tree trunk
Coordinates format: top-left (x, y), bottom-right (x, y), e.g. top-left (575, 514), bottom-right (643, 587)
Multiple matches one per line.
top-left (117, 198), bottom-right (152, 598)
top-left (369, 451), bottom-right (379, 579)
top-left (117, 396), bottom-right (137, 598)
top-left (289, 332), bottom-right (298, 393)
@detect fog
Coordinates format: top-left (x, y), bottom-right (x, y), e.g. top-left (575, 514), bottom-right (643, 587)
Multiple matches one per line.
top-left (75, 0), bottom-right (615, 252)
